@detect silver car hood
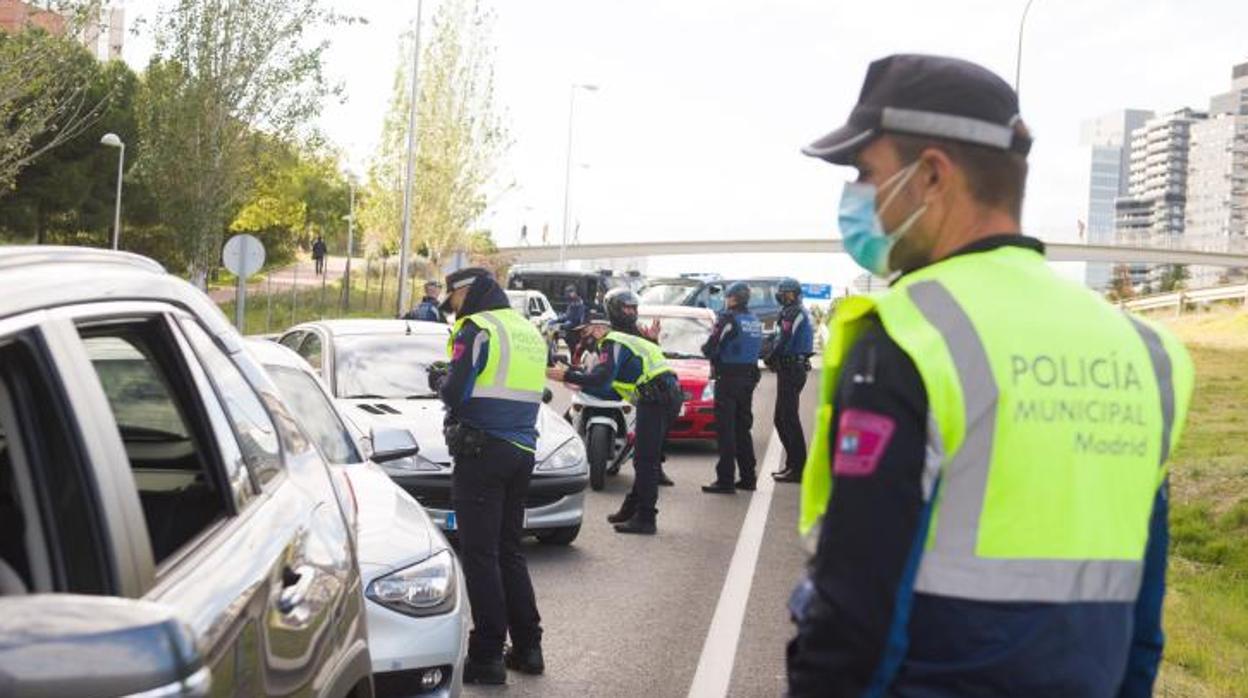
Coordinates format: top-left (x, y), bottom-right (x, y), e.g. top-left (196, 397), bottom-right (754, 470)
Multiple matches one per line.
top-left (346, 461), bottom-right (442, 573)
top-left (339, 397), bottom-right (576, 466)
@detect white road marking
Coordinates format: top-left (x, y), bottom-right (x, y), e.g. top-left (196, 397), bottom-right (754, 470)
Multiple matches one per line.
top-left (687, 430), bottom-right (783, 698)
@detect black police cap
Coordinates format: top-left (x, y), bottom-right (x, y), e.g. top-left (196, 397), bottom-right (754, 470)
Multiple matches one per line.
top-left (803, 54), bottom-right (1032, 166)
top-left (438, 267), bottom-right (492, 312)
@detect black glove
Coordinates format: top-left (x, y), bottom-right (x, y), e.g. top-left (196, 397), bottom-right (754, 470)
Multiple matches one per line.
top-left (427, 361), bottom-right (450, 393)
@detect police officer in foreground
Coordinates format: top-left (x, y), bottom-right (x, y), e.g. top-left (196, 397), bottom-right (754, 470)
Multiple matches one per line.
top-left (403, 280), bottom-right (445, 322)
top-left (787, 54), bottom-right (1193, 698)
top-left (701, 282), bottom-right (764, 493)
top-left (767, 278), bottom-right (814, 483)
top-left (428, 268), bottom-right (546, 685)
top-left (547, 289), bottom-right (683, 534)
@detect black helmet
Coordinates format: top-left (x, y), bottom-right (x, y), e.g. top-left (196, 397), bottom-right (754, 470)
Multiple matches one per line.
top-left (604, 288), bottom-right (640, 330)
top-left (725, 281), bottom-right (750, 307)
top-left (776, 277), bottom-right (801, 304)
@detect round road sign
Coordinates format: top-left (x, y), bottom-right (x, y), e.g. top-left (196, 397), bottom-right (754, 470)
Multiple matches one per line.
top-left (222, 234), bottom-right (265, 277)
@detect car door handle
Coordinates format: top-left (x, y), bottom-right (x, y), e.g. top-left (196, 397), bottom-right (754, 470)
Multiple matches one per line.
top-left (277, 565), bottom-right (318, 615)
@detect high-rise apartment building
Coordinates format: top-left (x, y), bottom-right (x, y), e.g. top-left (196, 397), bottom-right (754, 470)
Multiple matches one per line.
top-left (1081, 109), bottom-right (1152, 289)
top-left (1115, 108), bottom-right (1207, 239)
top-left (1185, 62), bottom-right (1248, 243)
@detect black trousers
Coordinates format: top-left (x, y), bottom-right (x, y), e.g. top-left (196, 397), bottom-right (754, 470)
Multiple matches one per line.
top-left (314, 255), bottom-right (325, 274)
top-left (714, 368), bottom-right (760, 485)
top-left (774, 364), bottom-right (809, 472)
top-left (630, 396), bottom-right (678, 517)
top-left (452, 438), bottom-right (542, 660)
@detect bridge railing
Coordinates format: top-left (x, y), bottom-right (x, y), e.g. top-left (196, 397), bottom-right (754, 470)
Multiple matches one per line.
top-left (1120, 283), bottom-right (1248, 315)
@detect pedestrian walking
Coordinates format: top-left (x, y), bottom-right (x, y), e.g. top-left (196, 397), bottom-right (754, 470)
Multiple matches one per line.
top-left (701, 282), bottom-right (764, 493)
top-left (786, 54), bottom-right (1193, 698)
top-left (547, 289), bottom-right (683, 534)
top-left (768, 278), bottom-right (814, 483)
top-left (312, 235), bottom-right (327, 275)
top-left (403, 280), bottom-right (445, 322)
top-left (428, 268), bottom-right (547, 685)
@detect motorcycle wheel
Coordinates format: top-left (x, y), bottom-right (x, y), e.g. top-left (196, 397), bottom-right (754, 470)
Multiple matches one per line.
top-left (587, 424), bottom-right (613, 491)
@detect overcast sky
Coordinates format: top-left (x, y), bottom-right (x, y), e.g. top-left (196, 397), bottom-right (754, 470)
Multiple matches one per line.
top-left (121, 0), bottom-right (1247, 285)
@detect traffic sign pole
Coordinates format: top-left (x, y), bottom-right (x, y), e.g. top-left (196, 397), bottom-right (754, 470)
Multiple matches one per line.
top-left (235, 236), bottom-right (247, 331)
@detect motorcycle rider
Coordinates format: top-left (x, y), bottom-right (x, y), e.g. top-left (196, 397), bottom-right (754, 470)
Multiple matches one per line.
top-left (768, 278), bottom-right (814, 483)
top-left (547, 289), bottom-right (683, 533)
top-left (556, 284), bottom-right (587, 363)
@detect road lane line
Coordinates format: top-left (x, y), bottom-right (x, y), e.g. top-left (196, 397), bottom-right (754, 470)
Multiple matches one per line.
top-left (687, 430), bottom-right (783, 698)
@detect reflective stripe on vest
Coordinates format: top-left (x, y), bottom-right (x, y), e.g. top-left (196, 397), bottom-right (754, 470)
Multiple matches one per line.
top-left (449, 308), bottom-right (547, 404)
top-left (798, 246), bottom-right (1193, 603)
top-left (604, 331), bottom-right (674, 401)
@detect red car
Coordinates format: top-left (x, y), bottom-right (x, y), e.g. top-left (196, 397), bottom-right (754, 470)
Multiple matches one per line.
top-left (638, 305), bottom-right (718, 441)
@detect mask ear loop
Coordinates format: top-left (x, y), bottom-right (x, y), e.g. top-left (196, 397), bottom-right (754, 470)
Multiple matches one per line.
top-left (876, 160), bottom-right (923, 218)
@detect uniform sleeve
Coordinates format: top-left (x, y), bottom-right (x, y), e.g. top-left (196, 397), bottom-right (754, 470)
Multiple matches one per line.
top-left (564, 341), bottom-right (620, 389)
top-left (1117, 482), bottom-right (1169, 698)
top-left (701, 313), bottom-right (737, 360)
top-left (438, 323), bottom-right (487, 408)
top-left (787, 319), bottom-right (928, 698)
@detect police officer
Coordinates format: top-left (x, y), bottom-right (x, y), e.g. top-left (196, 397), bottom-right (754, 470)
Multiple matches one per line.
top-left (403, 280), bottom-right (445, 322)
top-left (557, 284), bottom-right (587, 360)
top-left (768, 278), bottom-right (814, 483)
top-left (547, 289), bottom-right (683, 534)
top-left (701, 281), bottom-right (764, 493)
top-left (429, 268), bottom-right (547, 684)
top-left (786, 54), bottom-right (1193, 698)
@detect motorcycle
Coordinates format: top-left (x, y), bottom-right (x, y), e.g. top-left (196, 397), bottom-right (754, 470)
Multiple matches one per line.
top-left (566, 388), bottom-right (635, 491)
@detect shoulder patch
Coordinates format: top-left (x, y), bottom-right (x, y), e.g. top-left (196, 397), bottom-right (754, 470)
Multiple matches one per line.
top-left (833, 408), bottom-right (896, 477)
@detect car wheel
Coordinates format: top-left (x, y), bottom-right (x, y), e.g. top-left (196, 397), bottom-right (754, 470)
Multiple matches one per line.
top-left (535, 524), bottom-right (580, 545)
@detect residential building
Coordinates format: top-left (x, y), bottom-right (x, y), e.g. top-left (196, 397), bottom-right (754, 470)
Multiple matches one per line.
top-left (0, 0), bottom-right (64, 34)
top-left (1080, 109), bottom-right (1152, 289)
top-left (1185, 62), bottom-right (1248, 242)
top-left (1115, 108), bottom-right (1206, 240)
top-left (0, 0), bottom-right (124, 61)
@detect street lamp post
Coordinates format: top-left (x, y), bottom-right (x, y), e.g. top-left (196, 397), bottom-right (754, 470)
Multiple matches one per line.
top-left (343, 178), bottom-right (356, 312)
top-left (1014, 0), bottom-right (1037, 98)
top-left (397, 0), bottom-right (424, 318)
top-left (100, 133), bottom-right (124, 250)
top-left (560, 83), bottom-right (598, 266)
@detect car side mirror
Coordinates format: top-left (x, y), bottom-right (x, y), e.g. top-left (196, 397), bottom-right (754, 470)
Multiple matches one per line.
top-left (0, 595), bottom-right (209, 697)
top-left (542, 387), bottom-right (554, 404)
top-left (370, 427), bottom-right (421, 463)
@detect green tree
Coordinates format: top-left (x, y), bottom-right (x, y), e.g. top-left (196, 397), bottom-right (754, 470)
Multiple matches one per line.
top-left (360, 0), bottom-right (510, 268)
top-left (0, 3), bottom-right (115, 192)
top-left (1159, 264), bottom-right (1191, 292)
top-left (137, 0), bottom-right (349, 284)
top-left (0, 57), bottom-right (144, 245)
top-left (1107, 264), bottom-right (1136, 301)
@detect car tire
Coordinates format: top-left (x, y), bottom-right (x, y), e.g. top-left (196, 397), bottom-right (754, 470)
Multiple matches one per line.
top-left (536, 524), bottom-right (581, 546)
top-left (587, 424), bottom-right (612, 491)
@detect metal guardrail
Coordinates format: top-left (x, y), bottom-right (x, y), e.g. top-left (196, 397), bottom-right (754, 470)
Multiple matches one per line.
top-left (1121, 283), bottom-right (1248, 314)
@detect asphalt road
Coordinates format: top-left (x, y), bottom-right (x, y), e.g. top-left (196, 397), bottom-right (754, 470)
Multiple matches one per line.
top-left (462, 369), bottom-right (821, 698)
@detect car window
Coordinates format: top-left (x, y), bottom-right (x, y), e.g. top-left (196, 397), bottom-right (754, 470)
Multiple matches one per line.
top-left (297, 332), bottom-right (323, 369)
top-left (279, 331), bottom-right (304, 351)
top-left (0, 335), bottom-right (110, 594)
top-left (267, 366), bottom-right (361, 465)
top-left (177, 320), bottom-right (283, 485)
top-left (529, 298), bottom-right (542, 316)
top-left (79, 322), bottom-right (227, 566)
top-left (639, 314), bottom-right (712, 358)
top-left (640, 283), bottom-right (696, 305)
top-left (335, 334), bottom-right (446, 399)
top-left (749, 283), bottom-right (778, 308)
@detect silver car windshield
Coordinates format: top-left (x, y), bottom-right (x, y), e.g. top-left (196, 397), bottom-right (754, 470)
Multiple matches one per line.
top-left (335, 334), bottom-right (446, 399)
top-left (639, 284), bottom-right (695, 305)
top-left (639, 315), bottom-right (711, 359)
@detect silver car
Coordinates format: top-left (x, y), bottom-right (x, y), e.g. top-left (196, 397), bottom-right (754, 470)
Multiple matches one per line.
top-left (247, 338), bottom-right (469, 698)
top-left (277, 319), bottom-right (588, 545)
top-left (0, 247), bottom-right (372, 697)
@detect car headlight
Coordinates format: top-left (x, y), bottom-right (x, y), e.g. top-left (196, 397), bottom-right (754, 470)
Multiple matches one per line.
top-left (700, 381), bottom-right (715, 401)
top-left (536, 438), bottom-right (587, 472)
top-left (380, 452), bottom-right (441, 475)
top-left (366, 549), bottom-right (457, 617)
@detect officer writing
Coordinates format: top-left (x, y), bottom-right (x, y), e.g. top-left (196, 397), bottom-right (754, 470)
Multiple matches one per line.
top-left (701, 282), bottom-right (764, 494)
top-left (428, 268), bottom-right (546, 685)
top-left (767, 278), bottom-right (814, 483)
top-left (547, 289), bottom-right (683, 534)
top-left (403, 280), bottom-right (446, 322)
top-left (786, 54), bottom-right (1193, 698)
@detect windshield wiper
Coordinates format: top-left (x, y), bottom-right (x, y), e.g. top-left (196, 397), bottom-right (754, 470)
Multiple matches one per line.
top-left (340, 393), bottom-right (385, 400)
top-left (406, 393), bottom-right (439, 399)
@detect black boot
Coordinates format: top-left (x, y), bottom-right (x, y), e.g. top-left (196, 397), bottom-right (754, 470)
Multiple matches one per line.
top-left (773, 468), bottom-right (801, 483)
top-left (463, 657), bottom-right (507, 685)
top-left (614, 509), bottom-right (657, 535)
top-left (607, 494), bottom-right (637, 524)
top-left (735, 478), bottom-right (757, 491)
top-left (658, 468), bottom-right (675, 487)
top-left (702, 481), bottom-right (736, 494)
top-left (505, 644), bottom-right (545, 675)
